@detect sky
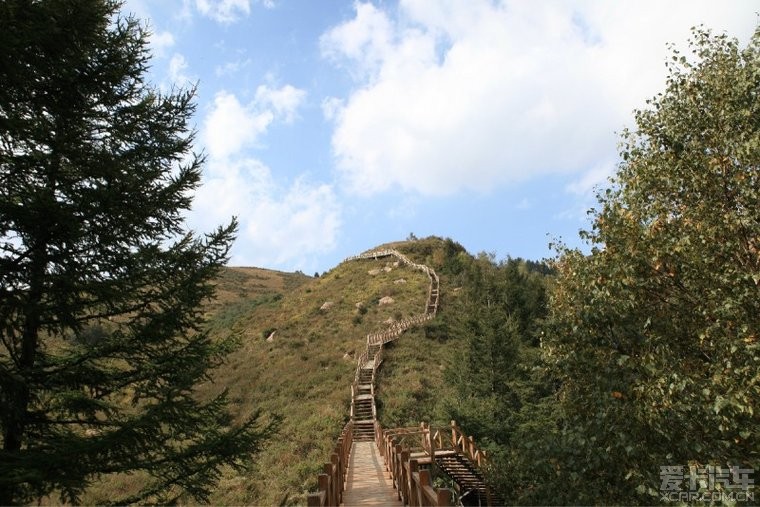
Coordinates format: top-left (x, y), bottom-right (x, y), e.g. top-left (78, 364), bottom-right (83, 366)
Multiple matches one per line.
top-left (122, 0), bottom-right (757, 273)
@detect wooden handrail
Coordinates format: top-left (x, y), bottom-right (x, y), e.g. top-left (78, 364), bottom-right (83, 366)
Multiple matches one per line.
top-left (306, 420), bottom-right (353, 507)
top-left (311, 248), bottom-right (443, 505)
top-left (376, 424), bottom-right (453, 506)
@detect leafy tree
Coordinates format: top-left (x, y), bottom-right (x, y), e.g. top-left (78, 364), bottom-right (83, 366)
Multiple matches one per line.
top-left (0, 1), bottom-right (273, 504)
top-left (547, 27), bottom-right (760, 503)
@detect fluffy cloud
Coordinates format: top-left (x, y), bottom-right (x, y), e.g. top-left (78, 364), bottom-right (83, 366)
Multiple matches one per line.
top-left (149, 30), bottom-right (175, 57)
top-left (254, 84), bottom-right (307, 124)
top-left (168, 53), bottom-right (191, 85)
top-left (202, 85), bottom-right (305, 159)
top-left (191, 158), bottom-right (341, 269)
top-left (322, 0), bottom-right (756, 196)
top-left (193, 87), bottom-right (338, 269)
top-left (195, 0), bottom-right (251, 23)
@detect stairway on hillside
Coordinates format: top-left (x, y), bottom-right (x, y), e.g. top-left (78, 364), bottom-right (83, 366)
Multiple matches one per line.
top-left (352, 365), bottom-right (375, 442)
top-left (436, 453), bottom-right (493, 506)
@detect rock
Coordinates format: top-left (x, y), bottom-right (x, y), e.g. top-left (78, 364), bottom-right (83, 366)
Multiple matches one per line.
top-left (383, 266), bottom-right (392, 272)
top-left (355, 301), bottom-right (364, 309)
top-left (320, 301), bottom-right (334, 311)
top-left (393, 261), bottom-right (400, 267)
top-left (266, 331), bottom-right (276, 342)
top-left (383, 317), bottom-right (395, 324)
top-left (368, 268), bottom-right (381, 276)
top-left (394, 278), bottom-right (407, 284)
top-left (343, 352), bottom-right (352, 360)
top-left (378, 296), bottom-right (395, 305)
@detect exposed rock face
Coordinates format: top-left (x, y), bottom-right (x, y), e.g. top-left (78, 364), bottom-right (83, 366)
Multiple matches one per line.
top-left (378, 296), bottom-right (394, 305)
top-left (394, 278), bottom-right (407, 284)
top-left (382, 266), bottom-right (392, 272)
top-left (368, 268), bottom-right (381, 276)
top-left (266, 331), bottom-right (276, 342)
top-left (320, 301), bottom-right (335, 311)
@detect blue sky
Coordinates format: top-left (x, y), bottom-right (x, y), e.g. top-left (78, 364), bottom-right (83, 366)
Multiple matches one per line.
top-left (123, 0), bottom-right (757, 273)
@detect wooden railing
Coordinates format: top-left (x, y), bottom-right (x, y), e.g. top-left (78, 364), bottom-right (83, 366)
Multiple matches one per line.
top-left (306, 420), bottom-right (353, 507)
top-left (310, 248), bottom-right (445, 505)
top-left (348, 248), bottom-right (440, 419)
top-left (377, 423), bottom-right (453, 506)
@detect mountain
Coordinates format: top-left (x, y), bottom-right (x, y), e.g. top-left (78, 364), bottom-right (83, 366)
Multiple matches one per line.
top-left (73, 236), bottom-right (549, 505)
top-left (202, 238), bottom-right (468, 505)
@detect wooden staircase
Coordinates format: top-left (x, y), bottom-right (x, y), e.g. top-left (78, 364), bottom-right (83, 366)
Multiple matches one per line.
top-left (436, 453), bottom-right (490, 505)
top-left (352, 365), bottom-right (375, 442)
top-left (310, 248), bottom-right (499, 506)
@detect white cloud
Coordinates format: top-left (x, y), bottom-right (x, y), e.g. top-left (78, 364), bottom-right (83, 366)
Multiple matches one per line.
top-left (150, 30), bottom-right (175, 57)
top-left (202, 86), bottom-right (306, 159)
top-left (195, 0), bottom-right (251, 23)
top-left (321, 2), bottom-right (395, 80)
top-left (566, 163), bottom-right (615, 197)
top-left (321, 97), bottom-right (344, 121)
top-left (168, 53), bottom-right (192, 85)
top-left (193, 86), bottom-right (336, 269)
top-left (323, 0), bottom-right (757, 197)
top-left (254, 84), bottom-right (307, 124)
top-left (191, 158), bottom-right (341, 269)
top-left (202, 91), bottom-right (273, 159)
top-left (215, 58), bottom-right (252, 77)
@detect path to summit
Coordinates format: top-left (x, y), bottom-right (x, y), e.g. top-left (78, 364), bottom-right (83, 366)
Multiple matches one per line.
top-left (307, 249), bottom-right (498, 507)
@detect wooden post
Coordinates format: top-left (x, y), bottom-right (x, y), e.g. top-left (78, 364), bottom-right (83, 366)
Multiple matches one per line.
top-left (400, 448), bottom-right (410, 504)
top-left (306, 492), bottom-right (322, 507)
top-left (409, 459), bottom-right (419, 507)
top-left (331, 453), bottom-right (340, 504)
top-left (418, 469), bottom-right (431, 506)
top-left (318, 474), bottom-right (329, 506)
top-left (437, 488), bottom-right (452, 506)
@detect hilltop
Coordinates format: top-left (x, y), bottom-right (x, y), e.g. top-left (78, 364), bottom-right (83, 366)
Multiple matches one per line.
top-left (73, 236), bottom-right (549, 506)
top-left (180, 239), bottom-right (462, 503)
top-left (199, 238), bottom-right (468, 505)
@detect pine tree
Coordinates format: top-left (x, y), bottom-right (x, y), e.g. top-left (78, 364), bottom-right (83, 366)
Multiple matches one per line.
top-left (0, 1), bottom-right (273, 503)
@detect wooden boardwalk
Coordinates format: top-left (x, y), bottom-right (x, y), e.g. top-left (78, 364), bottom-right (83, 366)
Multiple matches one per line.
top-left (341, 442), bottom-right (399, 506)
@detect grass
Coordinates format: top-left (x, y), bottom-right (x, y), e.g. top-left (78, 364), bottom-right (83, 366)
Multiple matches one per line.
top-left (200, 245), bottom-right (434, 505)
top-left (73, 238), bottom-right (467, 505)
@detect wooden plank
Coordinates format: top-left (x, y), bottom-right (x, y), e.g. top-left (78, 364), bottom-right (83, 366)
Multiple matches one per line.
top-left (342, 442), bottom-right (400, 506)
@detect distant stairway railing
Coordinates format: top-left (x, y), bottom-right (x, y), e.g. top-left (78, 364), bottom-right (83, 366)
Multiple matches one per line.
top-left (308, 248), bottom-right (497, 506)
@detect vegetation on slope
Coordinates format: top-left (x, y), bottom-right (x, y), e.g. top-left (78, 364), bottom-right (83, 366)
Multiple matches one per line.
top-left (199, 247), bottom-right (433, 505)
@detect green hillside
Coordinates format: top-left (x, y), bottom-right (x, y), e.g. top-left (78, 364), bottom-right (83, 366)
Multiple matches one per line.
top-left (202, 239), bottom-right (459, 505)
top-left (71, 236), bottom-right (550, 506)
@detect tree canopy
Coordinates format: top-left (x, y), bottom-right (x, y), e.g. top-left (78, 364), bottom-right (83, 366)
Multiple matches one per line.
top-left (0, 1), bottom-right (273, 503)
top-left (545, 26), bottom-right (760, 503)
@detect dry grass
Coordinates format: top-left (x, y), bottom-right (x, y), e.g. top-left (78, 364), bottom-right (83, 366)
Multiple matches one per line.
top-left (74, 238), bottom-right (463, 505)
top-left (201, 253), bottom-right (431, 505)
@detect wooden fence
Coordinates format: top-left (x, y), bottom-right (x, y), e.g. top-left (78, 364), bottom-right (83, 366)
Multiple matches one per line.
top-left (377, 423), bottom-right (453, 506)
top-left (309, 248), bottom-right (446, 505)
top-left (306, 420), bottom-right (353, 507)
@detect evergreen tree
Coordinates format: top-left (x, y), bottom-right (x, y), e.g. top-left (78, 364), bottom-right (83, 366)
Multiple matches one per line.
top-left (547, 27), bottom-right (760, 503)
top-left (0, 1), bottom-right (273, 503)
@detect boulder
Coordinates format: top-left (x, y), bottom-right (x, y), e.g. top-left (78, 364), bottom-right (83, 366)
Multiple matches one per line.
top-left (320, 301), bottom-right (335, 311)
top-left (378, 296), bottom-right (395, 305)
